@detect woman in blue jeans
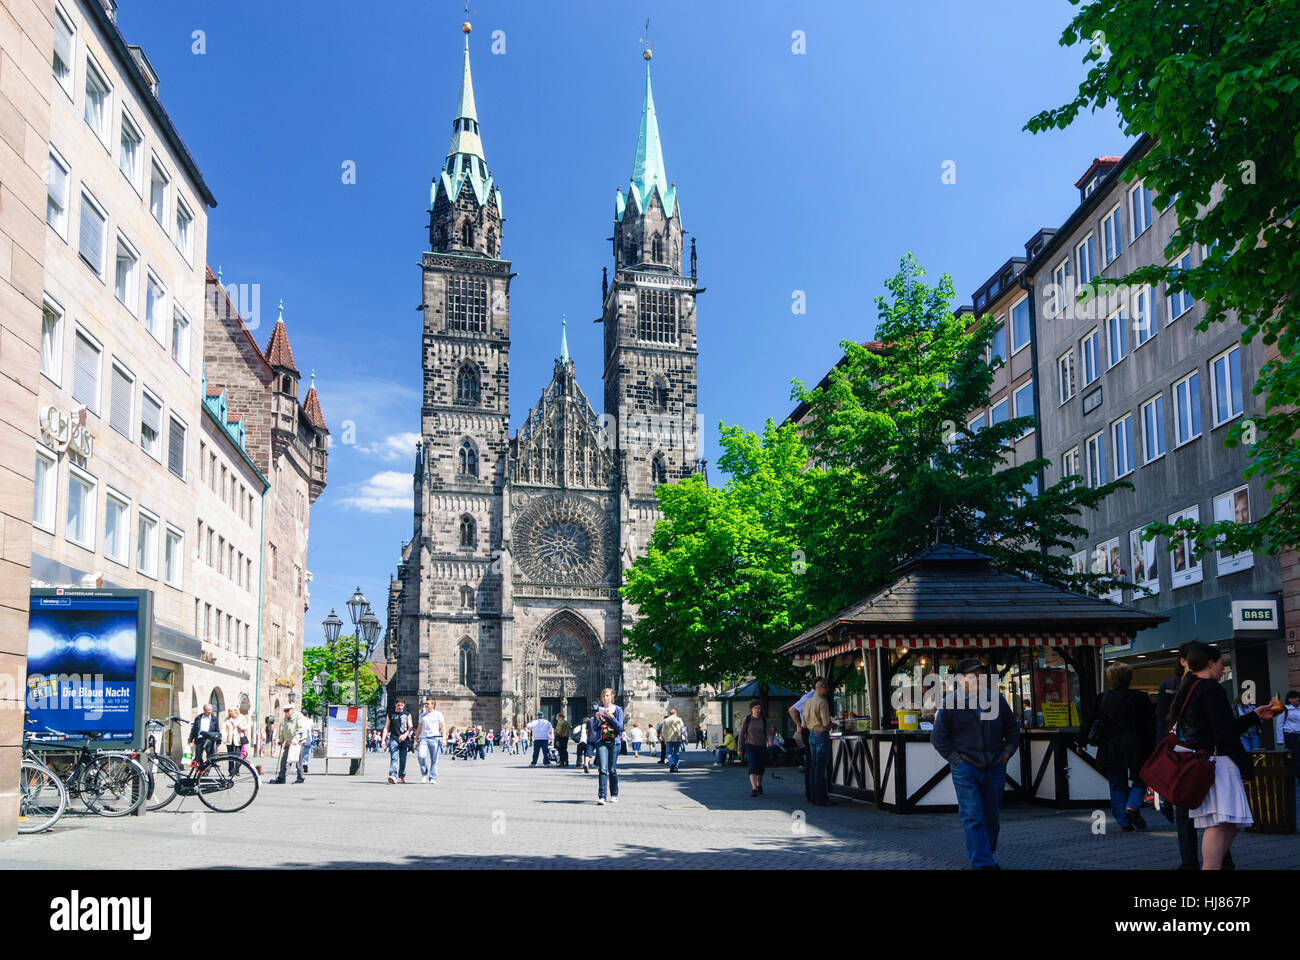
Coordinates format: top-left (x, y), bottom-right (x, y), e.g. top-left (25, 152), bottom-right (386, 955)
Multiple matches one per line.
top-left (587, 687), bottom-right (624, 805)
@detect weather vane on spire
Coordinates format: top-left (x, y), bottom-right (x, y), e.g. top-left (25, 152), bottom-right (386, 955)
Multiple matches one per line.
top-left (640, 17), bottom-right (653, 61)
top-left (462, 0), bottom-right (477, 42)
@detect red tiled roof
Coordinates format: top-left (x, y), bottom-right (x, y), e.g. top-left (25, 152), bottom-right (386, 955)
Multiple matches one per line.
top-left (302, 386), bottom-right (328, 432)
top-left (1075, 156), bottom-right (1123, 188)
top-left (264, 319), bottom-right (299, 373)
top-left (206, 386), bottom-right (223, 397)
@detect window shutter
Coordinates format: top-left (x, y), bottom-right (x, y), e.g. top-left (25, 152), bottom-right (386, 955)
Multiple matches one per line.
top-left (141, 392), bottom-right (161, 439)
top-left (72, 333), bottom-right (99, 409)
top-left (53, 19), bottom-right (72, 74)
top-left (79, 198), bottom-right (104, 271)
top-left (167, 418), bottom-right (185, 477)
top-left (109, 366), bottom-right (132, 437)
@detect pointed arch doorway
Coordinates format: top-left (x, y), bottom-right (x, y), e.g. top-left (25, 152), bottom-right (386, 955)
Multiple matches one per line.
top-left (525, 610), bottom-right (599, 731)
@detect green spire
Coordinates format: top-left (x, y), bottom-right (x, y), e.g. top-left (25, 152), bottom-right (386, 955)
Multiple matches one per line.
top-left (617, 58), bottom-right (676, 221)
top-left (431, 24), bottom-right (501, 215)
top-left (447, 46), bottom-right (483, 161)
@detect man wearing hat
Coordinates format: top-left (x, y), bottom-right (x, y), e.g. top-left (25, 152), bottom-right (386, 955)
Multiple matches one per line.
top-left (526, 710), bottom-right (553, 767)
top-left (269, 703), bottom-right (307, 784)
top-left (931, 658), bottom-right (1019, 869)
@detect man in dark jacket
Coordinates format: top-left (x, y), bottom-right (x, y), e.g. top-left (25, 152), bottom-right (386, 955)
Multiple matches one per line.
top-left (188, 703), bottom-right (222, 765)
top-left (1091, 662), bottom-right (1155, 831)
top-left (931, 658), bottom-right (1019, 870)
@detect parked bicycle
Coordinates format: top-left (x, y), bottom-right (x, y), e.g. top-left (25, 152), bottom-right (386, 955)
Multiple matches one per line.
top-left (18, 738), bottom-right (68, 834)
top-left (142, 717), bottom-right (259, 813)
top-left (25, 720), bottom-right (148, 818)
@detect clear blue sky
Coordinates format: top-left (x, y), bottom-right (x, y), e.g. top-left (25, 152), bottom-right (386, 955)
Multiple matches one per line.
top-left (115, 0), bottom-right (1127, 641)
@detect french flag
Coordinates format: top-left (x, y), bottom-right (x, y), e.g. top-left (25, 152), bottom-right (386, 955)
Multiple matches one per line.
top-left (330, 706), bottom-right (359, 723)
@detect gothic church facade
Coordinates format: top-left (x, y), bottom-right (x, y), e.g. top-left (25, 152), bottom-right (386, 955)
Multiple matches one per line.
top-left (387, 25), bottom-right (704, 730)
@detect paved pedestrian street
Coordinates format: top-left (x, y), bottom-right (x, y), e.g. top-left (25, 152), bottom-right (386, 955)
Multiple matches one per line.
top-left (3, 747), bottom-right (1297, 870)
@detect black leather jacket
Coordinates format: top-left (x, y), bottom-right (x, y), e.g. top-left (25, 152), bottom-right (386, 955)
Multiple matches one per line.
top-left (1170, 677), bottom-right (1259, 777)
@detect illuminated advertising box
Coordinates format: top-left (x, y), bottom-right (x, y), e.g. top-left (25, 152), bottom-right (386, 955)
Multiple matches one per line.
top-left (26, 589), bottom-right (152, 749)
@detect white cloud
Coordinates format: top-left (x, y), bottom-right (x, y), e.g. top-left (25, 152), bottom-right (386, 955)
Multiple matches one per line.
top-left (340, 470), bottom-right (414, 513)
top-left (355, 431), bottom-right (422, 462)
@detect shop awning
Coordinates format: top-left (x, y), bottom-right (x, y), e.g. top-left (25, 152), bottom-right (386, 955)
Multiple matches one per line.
top-left (800, 631), bottom-right (1130, 664)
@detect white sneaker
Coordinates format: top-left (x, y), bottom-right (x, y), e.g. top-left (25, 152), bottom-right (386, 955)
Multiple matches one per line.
top-left (387, 775), bottom-right (396, 784)
top-left (420, 775), bottom-right (429, 783)
top-left (596, 798), bottom-right (606, 805)
top-left (610, 796), bottom-right (619, 803)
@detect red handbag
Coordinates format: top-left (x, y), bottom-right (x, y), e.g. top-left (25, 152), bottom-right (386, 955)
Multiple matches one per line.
top-left (1139, 678), bottom-right (1215, 809)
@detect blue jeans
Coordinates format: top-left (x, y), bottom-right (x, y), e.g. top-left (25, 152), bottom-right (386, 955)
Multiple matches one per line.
top-left (595, 742), bottom-right (620, 799)
top-left (666, 740), bottom-right (683, 770)
top-left (949, 760), bottom-right (1006, 867)
top-left (388, 738), bottom-right (410, 778)
top-left (531, 739), bottom-right (550, 766)
top-left (1106, 767), bottom-right (1145, 826)
top-left (808, 732), bottom-right (830, 803)
top-left (418, 737), bottom-right (441, 780)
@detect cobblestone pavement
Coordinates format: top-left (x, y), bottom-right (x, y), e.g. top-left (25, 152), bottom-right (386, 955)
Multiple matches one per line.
top-left (3, 745), bottom-right (1297, 869)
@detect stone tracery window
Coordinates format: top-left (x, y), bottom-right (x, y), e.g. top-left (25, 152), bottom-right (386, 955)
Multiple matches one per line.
top-left (446, 276), bottom-right (487, 333)
top-left (458, 639), bottom-right (474, 688)
top-left (458, 440), bottom-right (479, 478)
top-left (651, 453), bottom-right (668, 485)
top-left (637, 288), bottom-right (677, 344)
top-left (459, 513), bottom-right (477, 548)
top-left (460, 220), bottom-right (474, 247)
top-left (456, 363), bottom-right (480, 405)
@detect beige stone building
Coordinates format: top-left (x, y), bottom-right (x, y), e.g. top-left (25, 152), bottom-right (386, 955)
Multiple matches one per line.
top-left (0, 0), bottom-right (54, 841)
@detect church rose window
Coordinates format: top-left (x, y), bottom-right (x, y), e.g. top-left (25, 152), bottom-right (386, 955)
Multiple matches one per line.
top-left (447, 276), bottom-right (487, 333)
top-left (637, 288), bottom-right (677, 344)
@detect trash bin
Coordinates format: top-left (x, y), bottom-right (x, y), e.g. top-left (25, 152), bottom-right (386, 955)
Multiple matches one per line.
top-left (1243, 749), bottom-right (1296, 835)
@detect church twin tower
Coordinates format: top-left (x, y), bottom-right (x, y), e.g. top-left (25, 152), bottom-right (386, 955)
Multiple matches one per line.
top-left (387, 23), bottom-right (703, 729)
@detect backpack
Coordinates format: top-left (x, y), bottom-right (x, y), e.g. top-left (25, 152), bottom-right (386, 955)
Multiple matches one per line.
top-left (1085, 692), bottom-right (1114, 746)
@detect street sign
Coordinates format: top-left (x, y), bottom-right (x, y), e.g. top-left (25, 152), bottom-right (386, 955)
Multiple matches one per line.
top-left (325, 704), bottom-right (365, 758)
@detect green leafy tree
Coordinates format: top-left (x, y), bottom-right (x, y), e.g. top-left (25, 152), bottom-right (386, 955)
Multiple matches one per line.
top-left (301, 634), bottom-right (381, 720)
top-left (1026, 0), bottom-right (1300, 558)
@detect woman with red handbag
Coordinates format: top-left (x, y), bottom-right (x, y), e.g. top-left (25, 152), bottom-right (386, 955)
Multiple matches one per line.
top-left (1165, 642), bottom-right (1280, 869)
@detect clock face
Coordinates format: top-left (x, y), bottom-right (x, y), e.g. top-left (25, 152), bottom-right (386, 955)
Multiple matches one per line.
top-left (515, 494), bottom-right (606, 584)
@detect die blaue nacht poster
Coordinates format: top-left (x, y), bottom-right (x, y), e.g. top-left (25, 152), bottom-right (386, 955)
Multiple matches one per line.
top-left (26, 591), bottom-right (147, 744)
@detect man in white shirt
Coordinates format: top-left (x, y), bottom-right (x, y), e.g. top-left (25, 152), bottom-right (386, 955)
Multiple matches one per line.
top-left (416, 697), bottom-right (446, 783)
top-left (526, 711), bottom-right (553, 767)
top-left (788, 682), bottom-right (821, 802)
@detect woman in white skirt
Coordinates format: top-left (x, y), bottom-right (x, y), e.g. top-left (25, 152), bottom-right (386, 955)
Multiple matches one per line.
top-left (1167, 642), bottom-right (1281, 869)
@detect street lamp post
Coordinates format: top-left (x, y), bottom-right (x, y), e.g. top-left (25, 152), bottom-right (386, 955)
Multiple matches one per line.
top-left (325, 588), bottom-right (382, 775)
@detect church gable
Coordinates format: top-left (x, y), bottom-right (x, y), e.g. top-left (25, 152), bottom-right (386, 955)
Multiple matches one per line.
top-left (510, 363), bottom-right (615, 490)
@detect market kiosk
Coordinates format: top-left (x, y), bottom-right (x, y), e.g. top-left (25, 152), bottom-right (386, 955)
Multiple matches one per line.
top-left (777, 544), bottom-right (1165, 813)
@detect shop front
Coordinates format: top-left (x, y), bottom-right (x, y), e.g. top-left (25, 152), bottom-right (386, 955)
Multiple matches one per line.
top-left (778, 544), bottom-right (1165, 813)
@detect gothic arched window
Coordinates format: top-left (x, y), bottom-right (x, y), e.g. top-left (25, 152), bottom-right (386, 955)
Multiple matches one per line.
top-left (486, 227), bottom-right (497, 257)
top-left (281, 375), bottom-right (292, 393)
top-left (456, 363), bottom-right (480, 405)
top-left (458, 440), bottom-right (479, 478)
top-left (459, 513), bottom-right (477, 548)
top-left (653, 379), bottom-right (669, 411)
top-left (460, 220), bottom-right (474, 247)
top-left (459, 585), bottom-right (475, 609)
top-left (458, 640), bottom-right (474, 688)
top-left (652, 235), bottom-right (663, 263)
top-left (651, 453), bottom-right (668, 486)
top-left (624, 238), bottom-right (636, 264)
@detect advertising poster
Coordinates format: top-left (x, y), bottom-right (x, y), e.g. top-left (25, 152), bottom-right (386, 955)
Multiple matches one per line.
top-left (26, 591), bottom-right (148, 746)
top-left (326, 705), bottom-right (365, 758)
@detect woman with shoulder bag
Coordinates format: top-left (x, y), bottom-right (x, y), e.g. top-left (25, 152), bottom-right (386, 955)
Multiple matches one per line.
top-left (1166, 642), bottom-right (1279, 869)
top-left (739, 701), bottom-right (770, 798)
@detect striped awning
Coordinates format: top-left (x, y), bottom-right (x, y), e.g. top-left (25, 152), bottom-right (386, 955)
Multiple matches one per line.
top-left (803, 632), bottom-right (1128, 664)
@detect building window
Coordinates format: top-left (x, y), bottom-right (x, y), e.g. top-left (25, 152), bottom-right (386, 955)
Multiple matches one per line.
top-left (1168, 505), bottom-right (1202, 587)
top-left (119, 110), bottom-right (142, 190)
top-left (637, 288), bottom-right (678, 344)
top-left (458, 440), bottom-right (478, 477)
top-left (1210, 346), bottom-right (1243, 426)
top-left (1213, 486), bottom-right (1254, 575)
top-left (41, 299), bottom-right (64, 384)
top-left (653, 379), bottom-right (669, 411)
top-left (108, 360), bottom-right (133, 439)
top-left (1075, 233), bottom-right (1095, 286)
top-left (167, 415), bottom-right (186, 479)
top-left (164, 526), bottom-right (184, 588)
top-left (83, 56), bottom-right (111, 144)
top-left (652, 235), bottom-right (663, 262)
top-left (34, 449), bottom-right (57, 533)
top-left (114, 235), bottom-right (139, 314)
top-left (171, 308), bottom-right (190, 370)
top-left (459, 220), bottom-right (474, 246)
top-left (1060, 446), bottom-right (1080, 480)
top-left (459, 585), bottom-right (475, 609)
top-left (47, 149), bottom-right (70, 238)
top-left (1132, 284), bottom-right (1156, 348)
top-left (446, 275), bottom-right (488, 333)
top-left (1106, 309), bottom-right (1127, 368)
top-left (1140, 394), bottom-right (1166, 463)
top-left (1173, 372), bottom-right (1202, 446)
top-left (1081, 329), bottom-right (1100, 386)
top-left (967, 413), bottom-right (985, 435)
top-left (1166, 250), bottom-right (1195, 321)
top-left (1050, 260), bottom-right (1069, 318)
top-left (66, 466), bottom-right (96, 550)
top-left (458, 640), bottom-right (474, 688)
top-left (455, 363), bottom-right (480, 404)
top-left (989, 322), bottom-right (1006, 365)
top-left (1112, 414), bottom-right (1135, 478)
top-left (1057, 350), bottom-right (1076, 405)
top-left (140, 389), bottom-right (162, 460)
top-left (1085, 430), bottom-right (1106, 488)
top-left (105, 490), bottom-right (129, 566)
top-left (52, 5), bottom-right (74, 97)
top-left (459, 513), bottom-right (476, 548)
top-left (1012, 381), bottom-right (1034, 437)
top-left (145, 272), bottom-right (167, 345)
top-left (149, 160), bottom-right (169, 226)
top-left (1010, 297), bottom-right (1031, 353)
top-left (1101, 204), bottom-right (1121, 266)
top-left (1130, 181), bottom-right (1153, 241)
top-left (78, 190), bottom-right (107, 278)
top-left (486, 227), bottom-right (497, 257)
top-left (174, 199), bottom-right (194, 263)
top-left (1128, 528), bottom-right (1159, 594)
top-left (72, 328), bottom-right (102, 413)
top-left (651, 453), bottom-right (668, 485)
top-left (990, 398), bottom-right (1010, 426)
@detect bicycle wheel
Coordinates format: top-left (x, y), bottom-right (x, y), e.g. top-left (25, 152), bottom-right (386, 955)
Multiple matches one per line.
top-left (196, 754), bottom-right (259, 812)
top-left (18, 759), bottom-right (68, 833)
top-left (82, 754), bottom-right (147, 817)
top-left (145, 755), bottom-right (180, 811)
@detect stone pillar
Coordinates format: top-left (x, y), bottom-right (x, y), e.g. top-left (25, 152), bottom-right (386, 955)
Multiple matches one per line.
top-left (0, 0), bottom-right (53, 841)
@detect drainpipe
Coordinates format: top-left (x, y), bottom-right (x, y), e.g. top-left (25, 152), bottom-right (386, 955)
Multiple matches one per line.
top-left (255, 484), bottom-right (267, 746)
